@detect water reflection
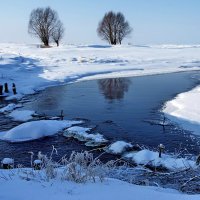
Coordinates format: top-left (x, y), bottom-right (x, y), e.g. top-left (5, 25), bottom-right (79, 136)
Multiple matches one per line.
top-left (98, 78), bottom-right (131, 100)
top-left (0, 96), bottom-right (8, 106)
top-left (34, 86), bottom-right (67, 110)
top-left (0, 97), bottom-right (4, 104)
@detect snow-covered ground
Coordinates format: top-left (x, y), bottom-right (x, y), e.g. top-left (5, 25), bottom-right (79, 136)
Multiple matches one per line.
top-left (0, 169), bottom-right (199, 200)
top-left (0, 43), bottom-right (200, 98)
top-left (163, 86), bottom-right (200, 135)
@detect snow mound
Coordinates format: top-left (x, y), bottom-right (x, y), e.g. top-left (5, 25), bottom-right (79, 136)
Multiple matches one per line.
top-left (33, 160), bottom-right (42, 164)
top-left (1, 158), bottom-right (14, 164)
top-left (163, 86), bottom-right (200, 135)
top-left (0, 103), bottom-right (22, 113)
top-left (124, 149), bottom-right (196, 170)
top-left (9, 110), bottom-right (35, 121)
top-left (107, 141), bottom-right (133, 154)
top-left (5, 94), bottom-right (23, 100)
top-left (0, 120), bottom-right (82, 142)
top-left (63, 126), bottom-right (108, 146)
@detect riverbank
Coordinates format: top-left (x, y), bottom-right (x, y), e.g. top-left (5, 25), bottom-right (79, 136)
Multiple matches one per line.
top-left (0, 43), bottom-right (200, 100)
top-left (1, 170), bottom-right (199, 200)
top-left (163, 85), bottom-right (200, 135)
top-left (0, 156), bottom-right (200, 200)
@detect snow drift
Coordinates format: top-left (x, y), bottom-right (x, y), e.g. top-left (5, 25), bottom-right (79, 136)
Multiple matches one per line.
top-left (106, 141), bottom-right (133, 154)
top-left (0, 120), bottom-right (82, 142)
top-left (163, 86), bottom-right (200, 135)
top-left (124, 149), bottom-right (196, 170)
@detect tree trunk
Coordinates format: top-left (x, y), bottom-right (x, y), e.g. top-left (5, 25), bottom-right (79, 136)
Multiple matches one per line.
top-left (111, 41), bottom-right (117, 45)
top-left (42, 38), bottom-right (49, 47)
top-left (44, 41), bottom-right (49, 46)
top-left (0, 85), bottom-right (3, 95)
top-left (56, 40), bottom-right (59, 46)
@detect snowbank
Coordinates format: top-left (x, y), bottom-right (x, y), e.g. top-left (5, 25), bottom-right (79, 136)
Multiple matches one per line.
top-left (0, 169), bottom-right (200, 200)
top-left (107, 141), bottom-right (133, 154)
top-left (9, 110), bottom-right (35, 121)
top-left (0, 120), bottom-right (82, 142)
top-left (124, 149), bottom-right (196, 170)
top-left (0, 103), bottom-right (22, 113)
top-left (163, 86), bottom-right (200, 135)
top-left (1, 158), bottom-right (14, 165)
top-left (63, 126), bottom-right (108, 146)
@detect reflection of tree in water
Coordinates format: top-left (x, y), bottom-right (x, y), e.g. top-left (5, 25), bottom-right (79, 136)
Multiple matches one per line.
top-left (98, 78), bottom-right (131, 100)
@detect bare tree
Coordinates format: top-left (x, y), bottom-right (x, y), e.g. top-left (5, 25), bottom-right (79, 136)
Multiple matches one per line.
top-left (28, 7), bottom-right (64, 47)
top-left (97, 11), bottom-right (132, 45)
top-left (52, 20), bottom-right (64, 46)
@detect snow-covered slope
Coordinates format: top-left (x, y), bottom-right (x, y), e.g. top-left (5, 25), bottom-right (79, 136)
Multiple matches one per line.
top-left (163, 86), bottom-right (200, 135)
top-left (0, 169), bottom-right (199, 200)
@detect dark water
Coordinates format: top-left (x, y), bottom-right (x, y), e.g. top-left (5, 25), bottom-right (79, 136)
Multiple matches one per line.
top-left (0, 71), bottom-right (200, 165)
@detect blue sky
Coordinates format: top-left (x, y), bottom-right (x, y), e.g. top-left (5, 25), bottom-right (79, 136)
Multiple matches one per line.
top-left (0, 0), bottom-right (199, 44)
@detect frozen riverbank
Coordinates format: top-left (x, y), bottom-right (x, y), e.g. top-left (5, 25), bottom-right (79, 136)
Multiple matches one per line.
top-left (1, 174), bottom-right (199, 200)
top-left (0, 159), bottom-right (200, 200)
top-left (163, 85), bottom-right (200, 135)
top-left (0, 43), bottom-right (200, 100)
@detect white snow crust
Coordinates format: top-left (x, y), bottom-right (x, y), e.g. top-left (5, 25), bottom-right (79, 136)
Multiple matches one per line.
top-left (0, 168), bottom-right (200, 200)
top-left (0, 120), bottom-right (82, 142)
top-left (9, 110), bottom-right (35, 121)
top-left (163, 86), bottom-right (200, 135)
top-left (124, 149), bottom-right (196, 170)
top-left (64, 126), bottom-right (107, 146)
top-left (107, 141), bottom-right (133, 154)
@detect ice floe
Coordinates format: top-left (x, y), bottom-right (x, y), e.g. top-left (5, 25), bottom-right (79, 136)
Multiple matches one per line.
top-left (63, 126), bottom-right (108, 146)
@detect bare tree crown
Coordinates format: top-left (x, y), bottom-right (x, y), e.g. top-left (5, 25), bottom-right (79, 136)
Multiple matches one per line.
top-left (52, 20), bottom-right (64, 46)
top-left (28, 7), bottom-right (64, 47)
top-left (97, 11), bottom-right (132, 45)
